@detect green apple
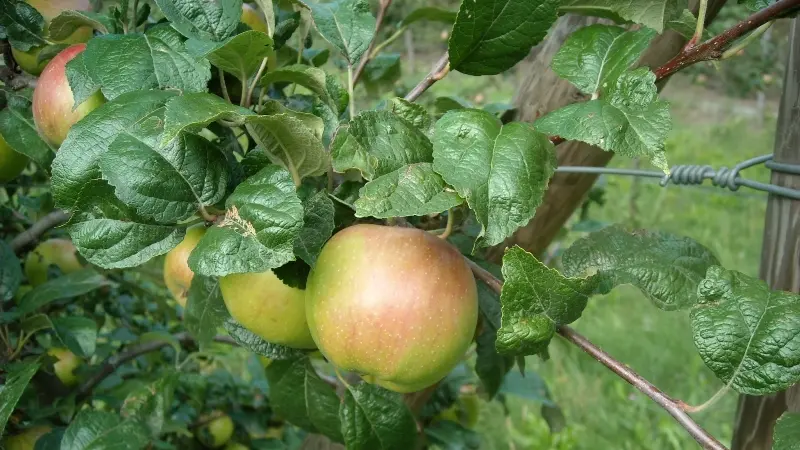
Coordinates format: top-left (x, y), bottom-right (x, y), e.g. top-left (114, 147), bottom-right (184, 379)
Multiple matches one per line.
top-left (224, 443), bottom-right (249, 450)
top-left (305, 225), bottom-right (479, 393)
top-left (163, 226), bottom-right (206, 308)
top-left (241, 4), bottom-right (268, 33)
top-left (13, 284), bottom-right (33, 305)
top-left (32, 44), bottom-right (105, 148)
top-left (435, 393), bottom-right (481, 429)
top-left (199, 413), bottom-right (234, 448)
top-left (49, 347), bottom-right (80, 386)
top-left (0, 132), bottom-right (28, 183)
top-left (24, 238), bottom-right (82, 287)
top-left (1, 425), bottom-right (52, 450)
top-left (220, 270), bottom-right (316, 349)
top-left (12, 0), bottom-right (94, 75)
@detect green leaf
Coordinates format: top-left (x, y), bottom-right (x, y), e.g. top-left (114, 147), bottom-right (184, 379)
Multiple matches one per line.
top-left (400, 7), bottom-right (458, 26)
top-left (185, 276), bottom-right (228, 350)
top-left (137, 331), bottom-right (182, 356)
top-left (425, 420), bottom-right (481, 450)
top-left (448, 0), bottom-right (559, 75)
top-left (354, 163), bottom-right (462, 219)
top-left (0, 89), bottom-right (53, 167)
top-left (52, 316), bottom-right (97, 358)
top-left (497, 247), bottom-right (597, 356)
top-left (362, 53), bottom-right (401, 92)
top-left (774, 412), bottom-right (800, 450)
top-left (61, 409), bottom-right (149, 450)
top-left (435, 96), bottom-right (473, 116)
top-left (259, 64), bottom-right (337, 111)
top-left (154, 0), bottom-right (242, 41)
top-left (474, 264), bottom-right (513, 399)
top-left (739, 0), bottom-right (775, 10)
top-left (185, 30), bottom-right (274, 83)
top-left (691, 266), bottom-right (800, 395)
top-left (551, 25), bottom-right (656, 96)
top-left (331, 110), bottom-right (433, 180)
top-left (666, 9), bottom-right (702, 40)
top-left (161, 93), bottom-right (255, 144)
top-left (99, 132), bottom-right (229, 224)
top-left (0, 360), bottom-right (40, 436)
top-left (120, 372), bottom-right (178, 437)
top-left (433, 110), bottom-right (556, 248)
top-left (65, 180), bottom-right (186, 269)
top-left (562, 225), bottom-right (719, 310)
top-left (65, 26), bottom-right (211, 102)
top-left (499, 369), bottom-right (555, 405)
top-left (0, 0), bottom-right (46, 51)
top-left (52, 90), bottom-right (177, 211)
top-left (188, 165), bottom-right (304, 276)
top-left (17, 269), bottom-right (110, 315)
top-left (48, 10), bottom-right (117, 40)
top-left (294, 191), bottom-right (335, 266)
top-left (379, 97), bottom-right (433, 132)
top-left (245, 113), bottom-right (329, 182)
top-left (340, 383), bottom-right (417, 450)
top-left (559, 0), bottom-right (688, 33)
top-left (21, 314), bottom-right (52, 335)
top-left (0, 241), bottom-right (22, 302)
top-left (224, 318), bottom-right (305, 360)
top-left (309, 0), bottom-right (375, 64)
top-left (535, 68), bottom-right (671, 172)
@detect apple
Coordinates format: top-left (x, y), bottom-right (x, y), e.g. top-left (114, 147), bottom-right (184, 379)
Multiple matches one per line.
top-left (220, 270), bottom-right (316, 349)
top-left (435, 393), bottom-right (481, 428)
top-left (1, 425), bottom-right (52, 450)
top-left (0, 133), bottom-right (28, 183)
top-left (224, 443), bottom-right (249, 450)
top-left (32, 44), bottom-right (105, 148)
top-left (199, 413), bottom-right (234, 448)
top-left (241, 4), bottom-right (268, 33)
top-left (24, 238), bottom-right (83, 286)
top-left (305, 224), bottom-right (479, 393)
top-left (12, 0), bottom-right (94, 75)
top-left (163, 226), bottom-right (206, 307)
top-left (48, 347), bottom-right (80, 386)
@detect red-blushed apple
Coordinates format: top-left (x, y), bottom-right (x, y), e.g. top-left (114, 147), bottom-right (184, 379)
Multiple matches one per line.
top-left (48, 347), bottom-right (80, 386)
top-left (12, 0), bottom-right (94, 75)
top-left (220, 270), bottom-right (316, 349)
top-left (24, 238), bottom-right (83, 286)
top-left (305, 224), bottom-right (479, 393)
top-left (32, 44), bottom-right (105, 148)
top-left (1, 425), bottom-right (52, 450)
top-left (163, 226), bottom-right (206, 308)
top-left (198, 413), bottom-right (234, 448)
top-left (241, 3), bottom-right (268, 33)
top-left (0, 133), bottom-right (28, 183)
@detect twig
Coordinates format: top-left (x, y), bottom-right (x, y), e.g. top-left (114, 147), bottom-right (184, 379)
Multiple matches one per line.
top-left (10, 210), bottom-right (70, 254)
top-left (352, 0), bottom-right (393, 85)
top-left (404, 54), bottom-right (450, 102)
top-left (721, 21), bottom-right (774, 60)
top-left (347, 65), bottom-right (356, 120)
top-left (245, 57), bottom-right (269, 108)
top-left (690, 0), bottom-right (709, 47)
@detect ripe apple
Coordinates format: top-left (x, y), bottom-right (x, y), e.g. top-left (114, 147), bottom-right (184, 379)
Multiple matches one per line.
top-left (1, 425), bottom-right (52, 450)
top-left (32, 44), bottom-right (105, 148)
top-left (199, 413), bottom-right (234, 448)
top-left (12, 0), bottom-right (94, 75)
top-left (220, 270), bottom-right (316, 349)
top-left (305, 225), bottom-right (479, 393)
top-left (163, 226), bottom-right (206, 307)
top-left (48, 347), bottom-right (80, 386)
top-left (0, 133), bottom-right (28, 183)
top-left (24, 238), bottom-right (82, 286)
top-left (241, 4), bottom-right (268, 33)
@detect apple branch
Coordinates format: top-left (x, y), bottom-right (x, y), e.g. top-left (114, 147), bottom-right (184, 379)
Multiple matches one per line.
top-left (465, 259), bottom-right (728, 450)
top-left (352, 0), bottom-right (393, 85)
top-left (10, 209), bottom-right (70, 254)
top-left (404, 54), bottom-right (450, 102)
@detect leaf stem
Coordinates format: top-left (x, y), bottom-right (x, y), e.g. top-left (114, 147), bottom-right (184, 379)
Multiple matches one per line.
top-left (352, 0), bottom-right (393, 85)
top-left (437, 210), bottom-right (454, 240)
top-left (246, 57), bottom-right (269, 108)
top-left (347, 65), bottom-right (356, 120)
top-left (9, 331), bottom-right (31, 360)
top-left (218, 68), bottom-right (232, 104)
top-left (721, 21), bottom-right (774, 60)
top-left (690, 0), bottom-right (708, 47)
top-left (370, 26), bottom-right (407, 60)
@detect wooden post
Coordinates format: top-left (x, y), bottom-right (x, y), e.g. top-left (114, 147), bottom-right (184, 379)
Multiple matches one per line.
top-left (731, 17), bottom-right (800, 450)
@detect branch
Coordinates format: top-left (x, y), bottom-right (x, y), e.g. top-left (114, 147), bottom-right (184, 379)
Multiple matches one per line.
top-left (352, 0), bottom-right (393, 85)
top-left (10, 210), bottom-right (70, 254)
top-left (465, 259), bottom-right (728, 450)
top-left (404, 53), bottom-right (450, 102)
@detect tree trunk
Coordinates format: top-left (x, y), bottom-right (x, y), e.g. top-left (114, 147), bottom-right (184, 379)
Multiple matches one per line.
top-left (488, 0), bottom-right (728, 262)
top-left (731, 17), bottom-right (800, 450)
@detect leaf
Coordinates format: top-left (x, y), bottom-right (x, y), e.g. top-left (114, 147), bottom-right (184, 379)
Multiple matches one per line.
top-left (185, 30), bottom-right (274, 83)
top-left (99, 132), bottom-right (229, 224)
top-left (51, 316), bottom-right (97, 358)
top-left (559, 0), bottom-right (688, 33)
top-left (65, 26), bottom-right (211, 102)
top-left (666, 9), bottom-right (702, 40)
top-left (0, 89), bottom-right (53, 167)
top-left (51, 90), bottom-right (177, 211)
top-left (0, 360), bottom-right (40, 436)
top-left (184, 276), bottom-right (228, 349)
top-left (48, 10), bottom-right (117, 40)
top-left (259, 64), bottom-right (337, 111)
top-left (245, 114), bottom-right (329, 182)
top-left (774, 412), bottom-right (800, 450)
top-left (61, 409), bottom-right (150, 450)
top-left (331, 110), bottom-right (433, 181)
top-left (188, 165), bottom-right (304, 277)
top-left (294, 191), bottom-right (335, 266)
top-left (340, 383), bottom-right (417, 450)
top-left (21, 314), bottom-right (52, 335)
top-left (691, 266), bottom-right (800, 395)
top-left (499, 369), bottom-right (554, 405)
top-left (224, 318), bottom-right (305, 360)
top-left (120, 372), bottom-right (178, 437)
top-left (362, 53), bottom-right (401, 92)
top-left (379, 97), bottom-right (433, 132)
top-left (535, 68), bottom-right (671, 172)
top-left (739, 0), bottom-right (775, 10)
top-left (551, 25), bottom-right (656, 96)
top-left (34, 428), bottom-right (65, 450)
top-left (154, 0), bottom-right (242, 41)
top-left (65, 180), bottom-right (186, 269)
top-left (0, 0), bottom-right (46, 51)
top-left (400, 7), bottom-right (458, 26)
top-left (562, 225), bottom-right (720, 310)
top-left (161, 93), bottom-right (255, 144)
top-left (448, 0), bottom-right (559, 76)
top-left (497, 247), bottom-right (597, 356)
top-left (471, 261), bottom-right (513, 399)
top-left (0, 241), bottom-right (22, 302)
top-left (309, 0), bottom-right (375, 64)
top-left (17, 269), bottom-right (110, 315)
top-left (433, 110), bottom-right (556, 248)
top-left (354, 163), bottom-right (462, 219)
top-left (425, 420), bottom-right (481, 450)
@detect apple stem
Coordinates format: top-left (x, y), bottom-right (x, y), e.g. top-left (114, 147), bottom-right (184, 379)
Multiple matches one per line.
top-left (437, 209), bottom-right (454, 240)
